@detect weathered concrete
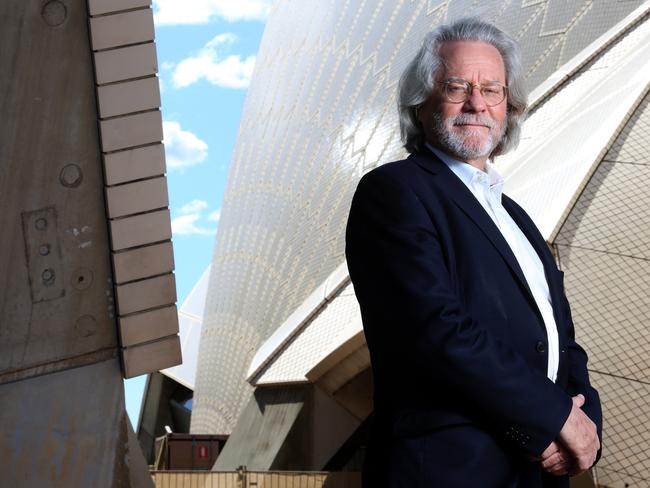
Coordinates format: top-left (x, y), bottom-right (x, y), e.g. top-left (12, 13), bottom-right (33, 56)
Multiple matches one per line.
top-left (0, 358), bottom-right (153, 488)
top-left (214, 385), bottom-right (360, 471)
top-left (214, 386), bottom-right (307, 470)
top-left (0, 0), bottom-right (116, 381)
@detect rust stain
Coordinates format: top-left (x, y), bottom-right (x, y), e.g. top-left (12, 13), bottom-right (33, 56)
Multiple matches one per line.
top-left (0, 347), bottom-right (117, 385)
top-left (113, 413), bottom-right (132, 488)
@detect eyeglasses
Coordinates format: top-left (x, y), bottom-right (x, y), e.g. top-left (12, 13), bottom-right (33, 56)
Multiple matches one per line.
top-left (436, 79), bottom-right (507, 107)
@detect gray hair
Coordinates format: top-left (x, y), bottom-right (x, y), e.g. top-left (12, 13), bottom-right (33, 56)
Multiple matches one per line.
top-left (398, 18), bottom-right (527, 156)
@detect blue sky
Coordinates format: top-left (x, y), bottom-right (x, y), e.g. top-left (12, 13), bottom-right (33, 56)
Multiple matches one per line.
top-left (123, 0), bottom-right (270, 428)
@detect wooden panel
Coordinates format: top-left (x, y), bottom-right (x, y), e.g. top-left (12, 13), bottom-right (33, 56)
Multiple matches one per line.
top-left (150, 471), bottom-right (361, 488)
top-left (115, 273), bottom-right (176, 315)
top-left (104, 144), bottom-right (166, 185)
top-left (89, 8), bottom-right (154, 50)
top-left (88, 0), bottom-right (151, 16)
top-left (97, 77), bottom-right (160, 118)
top-left (105, 176), bottom-right (168, 219)
top-left (122, 335), bottom-right (181, 378)
top-left (94, 42), bottom-right (157, 85)
top-left (110, 209), bottom-right (171, 250)
top-left (112, 241), bottom-right (174, 284)
top-left (100, 110), bottom-right (163, 152)
top-left (119, 305), bottom-right (178, 347)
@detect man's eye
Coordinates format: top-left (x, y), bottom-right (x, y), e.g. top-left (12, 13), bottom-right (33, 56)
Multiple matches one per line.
top-left (447, 84), bottom-right (466, 93)
top-left (483, 86), bottom-right (501, 96)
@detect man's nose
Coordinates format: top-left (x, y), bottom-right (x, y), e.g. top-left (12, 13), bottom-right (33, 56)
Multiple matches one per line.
top-left (463, 86), bottom-right (487, 112)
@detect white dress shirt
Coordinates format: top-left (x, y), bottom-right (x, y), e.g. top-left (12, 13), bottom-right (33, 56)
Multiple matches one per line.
top-left (427, 144), bottom-right (559, 382)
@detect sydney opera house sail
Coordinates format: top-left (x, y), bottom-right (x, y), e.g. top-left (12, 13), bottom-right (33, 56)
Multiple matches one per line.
top-left (190, 1), bottom-right (650, 484)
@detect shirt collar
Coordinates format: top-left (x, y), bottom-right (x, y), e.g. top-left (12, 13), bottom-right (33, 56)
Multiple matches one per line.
top-left (426, 143), bottom-right (504, 197)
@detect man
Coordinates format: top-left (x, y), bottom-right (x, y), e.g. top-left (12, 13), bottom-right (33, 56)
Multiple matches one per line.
top-left (345, 18), bottom-right (602, 487)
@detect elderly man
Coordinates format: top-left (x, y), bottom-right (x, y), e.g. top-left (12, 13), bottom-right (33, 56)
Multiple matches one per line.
top-left (345, 18), bottom-right (602, 488)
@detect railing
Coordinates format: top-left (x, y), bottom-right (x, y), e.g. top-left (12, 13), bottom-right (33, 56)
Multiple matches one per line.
top-left (150, 469), bottom-right (361, 488)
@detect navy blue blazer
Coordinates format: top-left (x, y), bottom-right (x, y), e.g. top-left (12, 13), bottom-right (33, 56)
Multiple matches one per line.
top-left (345, 149), bottom-right (602, 487)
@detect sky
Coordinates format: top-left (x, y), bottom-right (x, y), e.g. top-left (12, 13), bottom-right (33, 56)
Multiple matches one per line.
top-left (123, 0), bottom-right (271, 428)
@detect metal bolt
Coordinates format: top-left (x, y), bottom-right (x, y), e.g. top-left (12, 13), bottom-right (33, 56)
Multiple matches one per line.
top-left (39, 244), bottom-right (51, 256)
top-left (42, 1), bottom-right (67, 27)
top-left (35, 218), bottom-right (48, 230)
top-left (60, 164), bottom-right (82, 188)
top-left (42, 268), bottom-right (55, 285)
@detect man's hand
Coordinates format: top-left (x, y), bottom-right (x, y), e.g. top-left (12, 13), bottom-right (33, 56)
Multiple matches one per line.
top-left (556, 394), bottom-right (599, 475)
top-left (539, 441), bottom-right (572, 476)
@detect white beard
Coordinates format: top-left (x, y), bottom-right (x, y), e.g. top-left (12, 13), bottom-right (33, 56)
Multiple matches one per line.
top-left (430, 112), bottom-right (506, 161)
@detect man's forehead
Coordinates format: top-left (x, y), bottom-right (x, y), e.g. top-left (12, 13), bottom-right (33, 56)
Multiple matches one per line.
top-left (438, 41), bottom-right (506, 81)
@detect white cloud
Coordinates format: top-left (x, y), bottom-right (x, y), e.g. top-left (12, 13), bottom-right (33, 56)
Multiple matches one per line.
top-left (171, 214), bottom-right (216, 236)
top-left (172, 202), bottom-right (221, 236)
top-left (153, 0), bottom-right (272, 25)
top-left (177, 199), bottom-right (208, 215)
top-left (163, 121), bottom-right (208, 170)
top-left (172, 33), bottom-right (255, 89)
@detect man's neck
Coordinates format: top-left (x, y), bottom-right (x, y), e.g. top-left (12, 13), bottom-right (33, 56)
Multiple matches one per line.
top-left (465, 157), bottom-right (488, 172)
top-left (426, 142), bottom-right (488, 172)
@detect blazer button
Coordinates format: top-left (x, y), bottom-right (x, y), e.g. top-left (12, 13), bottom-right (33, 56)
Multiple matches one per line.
top-left (536, 341), bottom-right (546, 353)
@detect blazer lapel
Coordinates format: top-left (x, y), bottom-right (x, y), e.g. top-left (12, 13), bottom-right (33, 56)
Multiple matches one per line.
top-left (502, 197), bottom-right (566, 329)
top-left (410, 151), bottom-right (536, 303)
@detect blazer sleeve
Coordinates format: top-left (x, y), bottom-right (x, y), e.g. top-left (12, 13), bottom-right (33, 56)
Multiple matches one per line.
top-left (345, 168), bottom-right (573, 456)
top-left (504, 195), bottom-right (602, 462)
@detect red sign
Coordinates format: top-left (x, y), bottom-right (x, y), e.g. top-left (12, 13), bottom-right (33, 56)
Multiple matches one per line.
top-left (198, 445), bottom-right (208, 459)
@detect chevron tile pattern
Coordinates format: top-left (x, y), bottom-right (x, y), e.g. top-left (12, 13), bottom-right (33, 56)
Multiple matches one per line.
top-left (191, 3), bottom-right (647, 463)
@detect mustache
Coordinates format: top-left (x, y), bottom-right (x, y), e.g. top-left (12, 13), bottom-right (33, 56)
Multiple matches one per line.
top-left (449, 114), bottom-right (498, 129)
